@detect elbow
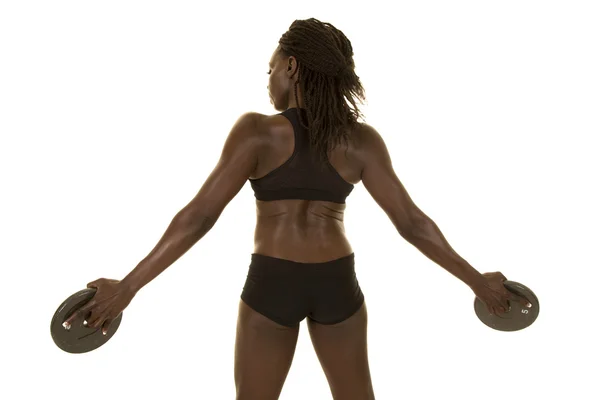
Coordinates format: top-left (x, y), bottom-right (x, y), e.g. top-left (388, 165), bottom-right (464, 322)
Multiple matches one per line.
top-left (393, 208), bottom-right (426, 238)
top-left (175, 210), bottom-right (218, 236)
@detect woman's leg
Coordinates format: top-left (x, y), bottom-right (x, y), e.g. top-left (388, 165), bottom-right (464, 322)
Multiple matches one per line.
top-left (234, 299), bottom-right (300, 400)
top-left (307, 301), bottom-right (376, 400)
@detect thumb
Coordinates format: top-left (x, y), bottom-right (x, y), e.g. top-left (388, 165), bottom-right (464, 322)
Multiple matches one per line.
top-left (87, 279), bottom-right (104, 289)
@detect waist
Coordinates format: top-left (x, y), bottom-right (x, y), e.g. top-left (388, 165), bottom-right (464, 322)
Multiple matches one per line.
top-left (256, 218), bottom-right (351, 253)
top-left (248, 252), bottom-right (356, 278)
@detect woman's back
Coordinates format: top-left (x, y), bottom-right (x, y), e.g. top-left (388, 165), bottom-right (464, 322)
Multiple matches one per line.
top-left (250, 108), bottom-right (365, 263)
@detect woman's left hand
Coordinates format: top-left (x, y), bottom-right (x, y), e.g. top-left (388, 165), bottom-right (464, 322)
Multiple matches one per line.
top-left (63, 278), bottom-right (135, 335)
top-left (472, 272), bottom-right (531, 316)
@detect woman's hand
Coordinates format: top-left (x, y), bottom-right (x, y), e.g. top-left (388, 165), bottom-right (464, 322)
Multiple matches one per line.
top-left (62, 278), bottom-right (135, 335)
top-left (472, 272), bottom-right (531, 316)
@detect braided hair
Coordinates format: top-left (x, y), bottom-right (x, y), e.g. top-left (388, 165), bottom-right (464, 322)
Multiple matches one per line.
top-left (278, 18), bottom-right (366, 166)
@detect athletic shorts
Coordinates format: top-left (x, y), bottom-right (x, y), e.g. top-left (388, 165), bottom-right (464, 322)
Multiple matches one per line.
top-left (240, 253), bottom-right (365, 328)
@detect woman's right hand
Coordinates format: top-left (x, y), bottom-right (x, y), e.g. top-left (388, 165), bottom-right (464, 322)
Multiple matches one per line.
top-left (472, 272), bottom-right (531, 316)
top-left (63, 278), bottom-right (135, 335)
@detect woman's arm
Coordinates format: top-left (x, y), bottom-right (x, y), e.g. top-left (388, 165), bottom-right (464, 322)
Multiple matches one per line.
top-left (120, 112), bottom-right (263, 294)
top-left (357, 123), bottom-right (486, 290)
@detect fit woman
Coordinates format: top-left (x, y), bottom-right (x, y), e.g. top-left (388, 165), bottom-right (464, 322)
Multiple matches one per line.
top-left (63, 18), bottom-right (527, 400)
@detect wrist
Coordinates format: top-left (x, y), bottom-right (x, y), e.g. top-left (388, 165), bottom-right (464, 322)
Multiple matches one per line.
top-left (119, 276), bottom-right (140, 296)
top-left (466, 271), bottom-right (487, 292)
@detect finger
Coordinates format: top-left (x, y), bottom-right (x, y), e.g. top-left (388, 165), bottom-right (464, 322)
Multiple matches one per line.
top-left (86, 308), bottom-right (107, 329)
top-left (87, 318), bottom-right (103, 330)
top-left (63, 304), bottom-right (92, 329)
top-left (62, 309), bottom-right (81, 329)
top-left (501, 292), bottom-right (512, 310)
top-left (491, 297), bottom-right (507, 314)
top-left (511, 293), bottom-right (532, 308)
top-left (101, 319), bottom-right (113, 336)
top-left (82, 309), bottom-right (93, 326)
top-left (498, 298), bottom-right (510, 313)
top-left (492, 302), bottom-right (506, 315)
top-left (85, 313), bottom-right (99, 329)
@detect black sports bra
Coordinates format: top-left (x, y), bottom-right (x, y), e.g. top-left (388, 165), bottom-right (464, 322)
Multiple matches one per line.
top-left (249, 108), bottom-right (354, 204)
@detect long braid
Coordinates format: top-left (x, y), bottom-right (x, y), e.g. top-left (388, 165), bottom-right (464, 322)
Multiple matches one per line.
top-left (278, 18), bottom-right (366, 166)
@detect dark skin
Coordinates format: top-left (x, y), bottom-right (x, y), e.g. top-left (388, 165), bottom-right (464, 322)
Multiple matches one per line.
top-left (64, 46), bottom-right (530, 399)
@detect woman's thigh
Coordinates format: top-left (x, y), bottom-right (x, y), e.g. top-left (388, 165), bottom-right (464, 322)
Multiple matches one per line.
top-left (234, 299), bottom-right (300, 400)
top-left (307, 301), bottom-right (376, 400)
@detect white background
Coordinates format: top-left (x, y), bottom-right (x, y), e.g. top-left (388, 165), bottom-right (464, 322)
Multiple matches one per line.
top-left (2, 1), bottom-right (598, 399)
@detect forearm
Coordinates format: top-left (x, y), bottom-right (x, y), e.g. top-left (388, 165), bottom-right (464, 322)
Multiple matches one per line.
top-left (401, 214), bottom-right (486, 290)
top-left (121, 213), bottom-right (216, 294)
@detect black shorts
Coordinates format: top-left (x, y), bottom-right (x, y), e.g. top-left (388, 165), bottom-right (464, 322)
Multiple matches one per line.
top-left (240, 253), bottom-right (365, 328)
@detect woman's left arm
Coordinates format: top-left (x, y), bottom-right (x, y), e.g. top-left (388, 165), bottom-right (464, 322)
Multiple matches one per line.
top-left (61, 112), bottom-right (262, 332)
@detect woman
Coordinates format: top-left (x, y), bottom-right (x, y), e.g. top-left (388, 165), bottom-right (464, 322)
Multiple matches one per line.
top-left (63, 18), bottom-right (529, 400)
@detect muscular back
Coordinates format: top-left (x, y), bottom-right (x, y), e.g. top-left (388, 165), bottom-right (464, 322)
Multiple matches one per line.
top-left (178, 111), bottom-right (419, 264)
top-left (250, 113), bottom-right (364, 263)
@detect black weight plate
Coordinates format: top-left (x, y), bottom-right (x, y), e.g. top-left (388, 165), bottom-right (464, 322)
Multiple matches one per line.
top-left (50, 288), bottom-right (123, 353)
top-left (474, 280), bottom-right (539, 332)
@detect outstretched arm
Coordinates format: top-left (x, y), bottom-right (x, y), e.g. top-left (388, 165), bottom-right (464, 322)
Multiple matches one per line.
top-left (357, 123), bottom-right (486, 290)
top-left (120, 112), bottom-right (262, 294)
